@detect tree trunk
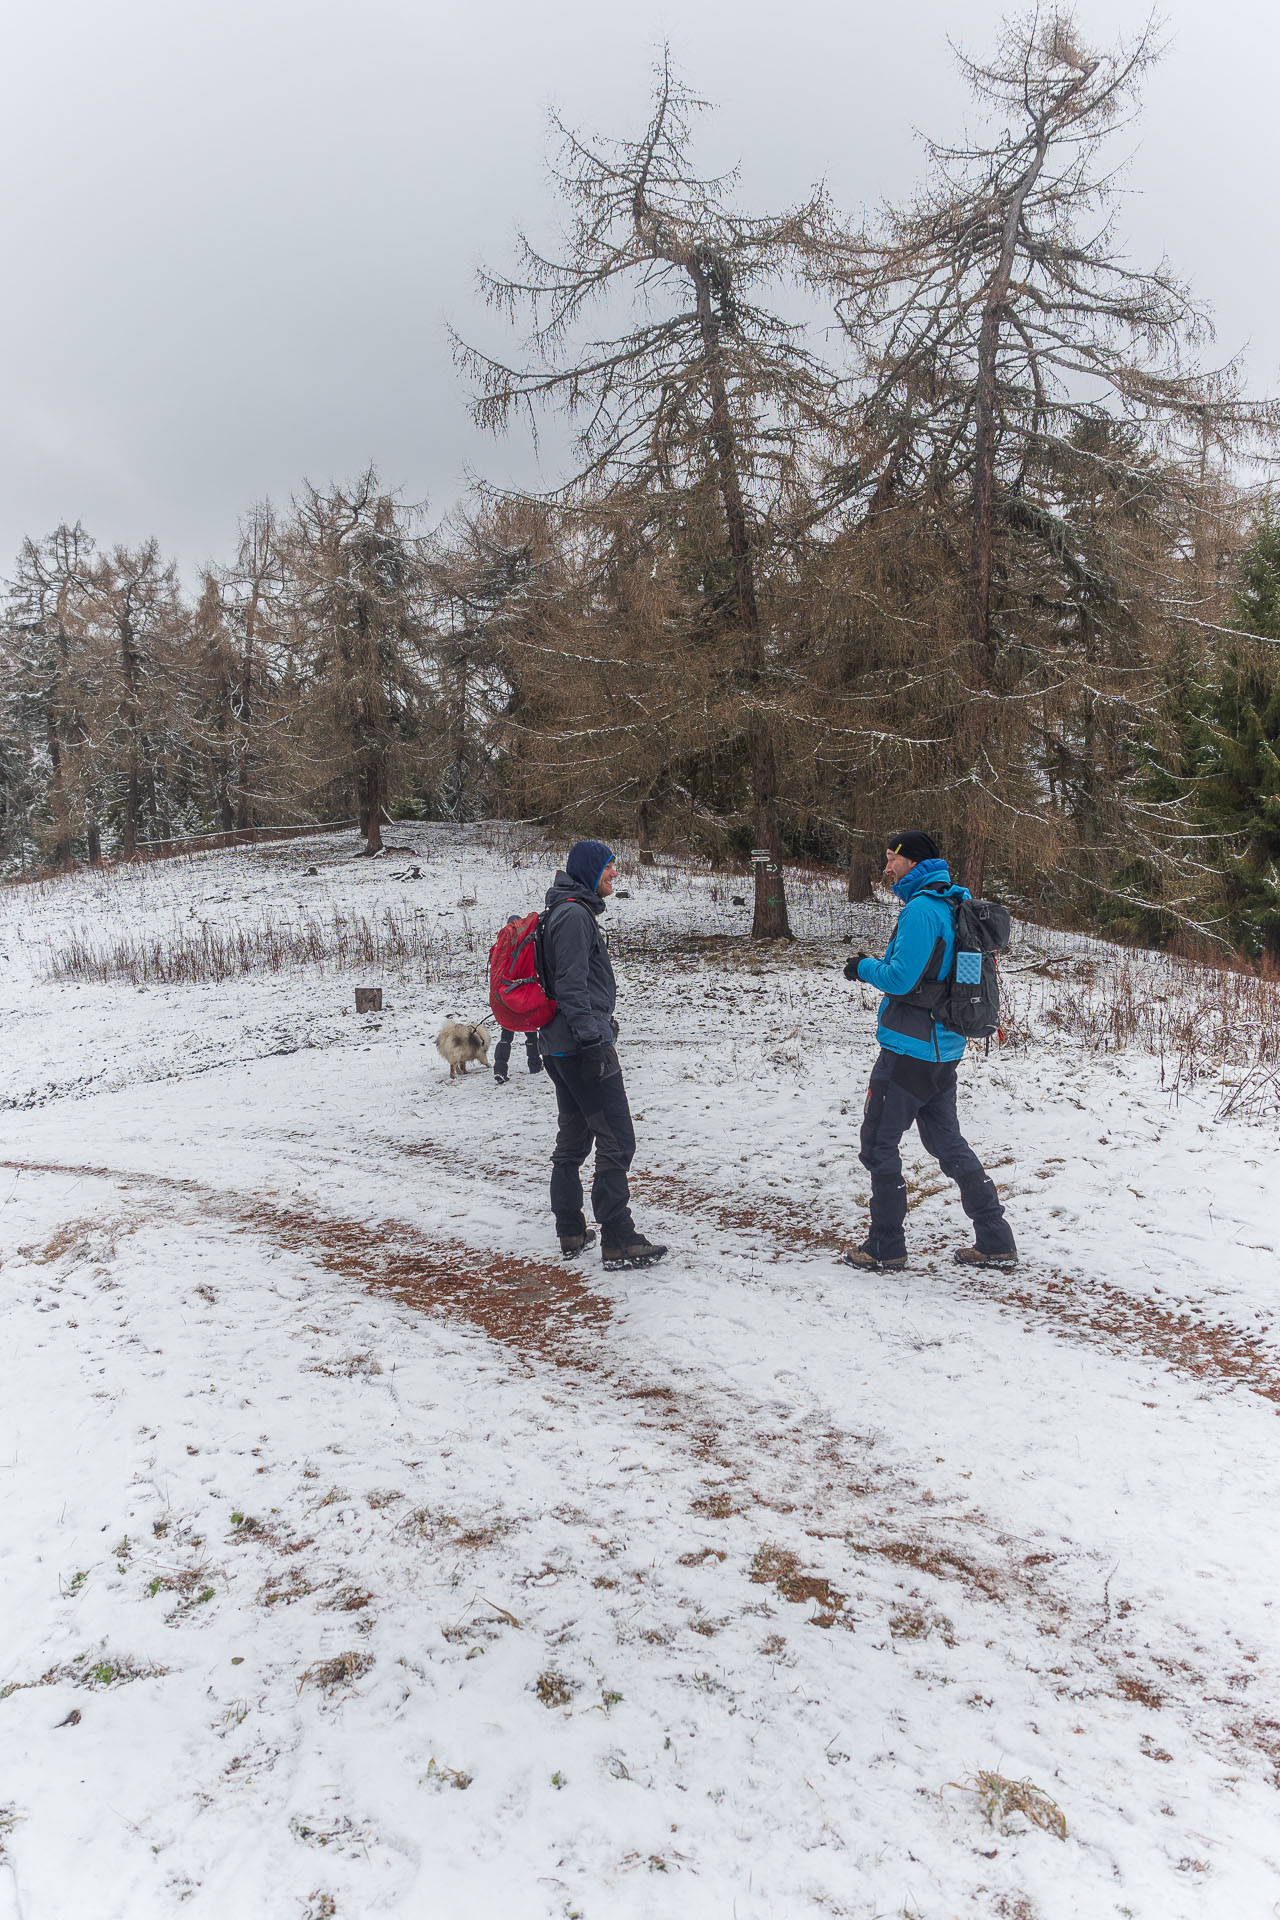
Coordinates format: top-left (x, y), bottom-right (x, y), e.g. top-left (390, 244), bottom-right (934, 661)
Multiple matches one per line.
top-left (847, 839), bottom-right (880, 902)
top-left (45, 720), bottom-right (74, 869)
top-left (119, 602), bottom-right (142, 859)
top-left (448, 645), bottom-right (470, 817)
top-left (142, 739), bottom-right (163, 843)
top-left (236, 596), bottom-right (255, 831)
top-left (749, 720), bottom-right (791, 938)
top-left (968, 127), bottom-right (1050, 658)
top-left (122, 753), bottom-right (140, 860)
top-left (964, 129), bottom-right (1049, 873)
top-left (691, 257), bottom-right (792, 939)
top-left (360, 762), bottom-right (385, 855)
top-left (969, 300), bottom-right (1002, 661)
top-left (959, 819), bottom-right (988, 899)
top-left (638, 796), bottom-right (655, 866)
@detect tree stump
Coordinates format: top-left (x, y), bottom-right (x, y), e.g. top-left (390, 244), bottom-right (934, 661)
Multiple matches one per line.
top-left (355, 988), bottom-right (383, 1014)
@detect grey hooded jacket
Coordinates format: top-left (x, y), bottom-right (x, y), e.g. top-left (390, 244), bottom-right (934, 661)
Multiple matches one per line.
top-left (537, 870), bottom-right (617, 1055)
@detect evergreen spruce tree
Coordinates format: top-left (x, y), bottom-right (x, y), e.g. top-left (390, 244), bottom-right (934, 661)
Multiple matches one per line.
top-left (1197, 504), bottom-right (1280, 959)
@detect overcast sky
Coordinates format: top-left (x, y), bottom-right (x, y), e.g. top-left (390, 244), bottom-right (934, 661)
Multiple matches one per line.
top-left (1, 0), bottom-right (1275, 576)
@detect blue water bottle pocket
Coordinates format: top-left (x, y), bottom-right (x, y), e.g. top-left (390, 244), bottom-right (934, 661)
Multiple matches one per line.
top-left (955, 950), bottom-right (983, 985)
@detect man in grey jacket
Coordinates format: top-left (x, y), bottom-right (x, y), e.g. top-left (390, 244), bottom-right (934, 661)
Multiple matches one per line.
top-left (539, 839), bottom-right (668, 1271)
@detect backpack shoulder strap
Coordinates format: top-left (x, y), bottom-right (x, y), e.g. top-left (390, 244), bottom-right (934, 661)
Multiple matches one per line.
top-left (535, 896), bottom-right (594, 993)
top-left (540, 896), bottom-right (593, 932)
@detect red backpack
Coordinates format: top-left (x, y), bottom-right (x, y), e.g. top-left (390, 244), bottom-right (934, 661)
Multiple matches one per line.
top-left (488, 911), bottom-right (557, 1032)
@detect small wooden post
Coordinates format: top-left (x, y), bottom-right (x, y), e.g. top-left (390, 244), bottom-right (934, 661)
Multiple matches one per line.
top-left (354, 988), bottom-right (383, 1014)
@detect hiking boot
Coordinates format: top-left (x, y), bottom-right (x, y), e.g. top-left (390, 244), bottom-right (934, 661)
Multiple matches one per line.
top-left (493, 1071), bottom-right (508, 1085)
top-left (841, 1244), bottom-right (907, 1272)
top-left (953, 1245), bottom-right (1018, 1270)
top-left (559, 1228), bottom-right (597, 1258)
top-left (601, 1233), bottom-right (668, 1271)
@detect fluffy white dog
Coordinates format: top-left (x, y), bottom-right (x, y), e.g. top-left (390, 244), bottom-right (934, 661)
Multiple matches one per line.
top-left (435, 1021), bottom-right (492, 1078)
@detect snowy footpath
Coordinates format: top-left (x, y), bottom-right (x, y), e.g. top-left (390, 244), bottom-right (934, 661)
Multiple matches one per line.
top-left (0, 827), bottom-right (1277, 1920)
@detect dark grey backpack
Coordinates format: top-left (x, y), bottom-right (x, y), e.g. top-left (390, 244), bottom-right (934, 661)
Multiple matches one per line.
top-left (931, 895), bottom-right (1011, 1040)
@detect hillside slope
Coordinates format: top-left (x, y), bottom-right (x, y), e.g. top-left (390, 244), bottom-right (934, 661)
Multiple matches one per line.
top-left (0, 828), bottom-right (1276, 1920)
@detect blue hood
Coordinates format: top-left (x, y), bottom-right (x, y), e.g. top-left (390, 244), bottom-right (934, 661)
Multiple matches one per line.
top-left (565, 839), bottom-right (614, 895)
top-left (893, 857), bottom-right (969, 905)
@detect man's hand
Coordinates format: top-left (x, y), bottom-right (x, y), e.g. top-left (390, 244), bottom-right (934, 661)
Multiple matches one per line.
top-left (843, 952), bottom-right (869, 981)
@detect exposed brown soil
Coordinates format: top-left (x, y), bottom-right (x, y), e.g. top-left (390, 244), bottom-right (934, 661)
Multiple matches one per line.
top-left (749, 1544), bottom-right (847, 1622)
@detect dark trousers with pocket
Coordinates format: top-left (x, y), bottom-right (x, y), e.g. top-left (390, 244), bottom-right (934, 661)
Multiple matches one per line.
top-left (494, 1027), bottom-right (542, 1076)
top-left (544, 1048), bottom-right (637, 1244)
top-left (858, 1048), bottom-right (1013, 1261)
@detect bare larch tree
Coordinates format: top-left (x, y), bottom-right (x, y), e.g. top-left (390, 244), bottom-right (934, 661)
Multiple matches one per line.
top-left (833, 9), bottom-right (1268, 894)
top-left (455, 56), bottom-right (846, 936)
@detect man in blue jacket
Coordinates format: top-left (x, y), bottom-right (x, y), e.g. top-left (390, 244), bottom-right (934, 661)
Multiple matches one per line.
top-left (842, 832), bottom-right (1017, 1273)
top-left (539, 839), bottom-right (667, 1271)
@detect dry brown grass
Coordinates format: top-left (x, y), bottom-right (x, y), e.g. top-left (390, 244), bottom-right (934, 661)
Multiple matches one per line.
top-left (46, 906), bottom-right (442, 986)
top-left (304, 1352), bottom-right (383, 1381)
top-left (1006, 941), bottom-right (1280, 1101)
top-left (691, 1491), bottom-right (737, 1519)
top-left (297, 1651), bottom-right (373, 1695)
top-left (534, 1670), bottom-right (576, 1708)
top-left (889, 1604), bottom-right (957, 1646)
top-left (422, 1759), bottom-right (473, 1791)
top-left (749, 1543), bottom-right (846, 1623)
top-left (957, 1768), bottom-right (1068, 1840)
top-left (1, 1649), bottom-right (169, 1699)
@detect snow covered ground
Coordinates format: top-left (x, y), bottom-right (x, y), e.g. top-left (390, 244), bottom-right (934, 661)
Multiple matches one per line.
top-left (0, 825), bottom-right (1277, 1920)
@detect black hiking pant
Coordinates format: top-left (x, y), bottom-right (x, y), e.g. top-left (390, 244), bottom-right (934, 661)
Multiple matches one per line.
top-left (544, 1048), bottom-right (636, 1244)
top-left (858, 1048), bottom-right (1014, 1262)
top-left (494, 1027), bottom-right (542, 1077)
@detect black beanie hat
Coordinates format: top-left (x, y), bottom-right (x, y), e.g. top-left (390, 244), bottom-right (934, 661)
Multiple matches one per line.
top-left (885, 831), bottom-right (942, 865)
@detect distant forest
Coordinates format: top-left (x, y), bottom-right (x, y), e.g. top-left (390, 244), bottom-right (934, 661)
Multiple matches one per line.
top-left (6, 12), bottom-right (1280, 958)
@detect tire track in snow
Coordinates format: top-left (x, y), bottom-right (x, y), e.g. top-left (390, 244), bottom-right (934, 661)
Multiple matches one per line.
top-left (4, 1151), bottom-right (1276, 1793)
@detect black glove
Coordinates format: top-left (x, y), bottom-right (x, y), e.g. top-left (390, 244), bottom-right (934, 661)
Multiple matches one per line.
top-left (843, 952), bottom-right (868, 981)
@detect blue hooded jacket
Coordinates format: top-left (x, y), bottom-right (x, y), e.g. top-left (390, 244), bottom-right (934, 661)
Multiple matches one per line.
top-left (853, 858), bottom-right (969, 1062)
